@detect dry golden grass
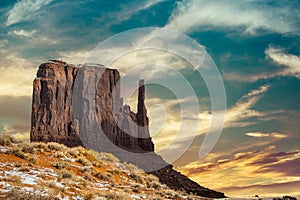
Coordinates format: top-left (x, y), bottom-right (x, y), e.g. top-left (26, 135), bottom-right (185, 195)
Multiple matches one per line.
top-left (0, 134), bottom-right (206, 200)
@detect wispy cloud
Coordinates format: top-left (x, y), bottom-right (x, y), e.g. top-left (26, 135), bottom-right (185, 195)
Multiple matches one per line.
top-left (265, 45), bottom-right (300, 79)
top-left (198, 85), bottom-right (269, 133)
top-left (9, 29), bottom-right (37, 38)
top-left (245, 132), bottom-right (287, 138)
top-left (143, 85), bottom-right (269, 152)
top-left (118, 0), bottom-right (166, 21)
top-left (224, 46), bottom-right (300, 82)
top-left (6, 0), bottom-right (54, 26)
top-left (166, 0), bottom-right (300, 35)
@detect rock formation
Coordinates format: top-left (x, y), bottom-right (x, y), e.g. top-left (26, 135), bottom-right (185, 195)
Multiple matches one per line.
top-left (30, 60), bottom-right (225, 198)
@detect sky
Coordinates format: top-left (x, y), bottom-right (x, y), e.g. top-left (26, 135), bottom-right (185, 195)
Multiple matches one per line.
top-left (0, 0), bottom-right (300, 198)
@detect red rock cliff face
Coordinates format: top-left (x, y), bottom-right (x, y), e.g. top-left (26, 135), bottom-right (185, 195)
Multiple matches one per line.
top-left (30, 60), bottom-right (225, 198)
top-left (30, 60), bottom-right (82, 147)
top-left (31, 60), bottom-right (154, 152)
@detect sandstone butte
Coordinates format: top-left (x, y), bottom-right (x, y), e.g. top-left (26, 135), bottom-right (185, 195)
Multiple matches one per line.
top-left (30, 60), bottom-right (225, 198)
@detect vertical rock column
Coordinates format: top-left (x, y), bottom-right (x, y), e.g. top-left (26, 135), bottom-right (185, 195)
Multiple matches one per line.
top-left (137, 80), bottom-right (154, 151)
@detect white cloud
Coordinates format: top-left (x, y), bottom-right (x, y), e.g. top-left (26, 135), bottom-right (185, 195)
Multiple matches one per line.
top-left (197, 85), bottom-right (269, 134)
top-left (6, 0), bottom-right (54, 26)
top-left (9, 29), bottom-right (37, 38)
top-left (265, 46), bottom-right (300, 79)
top-left (58, 50), bottom-right (89, 65)
top-left (106, 0), bottom-right (166, 25)
top-left (224, 46), bottom-right (300, 82)
top-left (245, 132), bottom-right (287, 138)
top-left (0, 124), bottom-right (30, 142)
top-left (0, 55), bottom-right (36, 96)
top-left (166, 0), bottom-right (300, 35)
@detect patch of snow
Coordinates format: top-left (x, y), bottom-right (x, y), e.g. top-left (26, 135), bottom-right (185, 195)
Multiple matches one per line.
top-left (73, 196), bottom-right (84, 200)
top-left (60, 153), bottom-right (76, 162)
top-left (0, 182), bottom-right (11, 193)
top-left (130, 193), bottom-right (147, 199)
top-left (4, 170), bottom-right (38, 185)
top-left (0, 146), bottom-right (8, 153)
top-left (55, 182), bottom-right (64, 188)
top-left (22, 186), bottom-right (48, 196)
top-left (95, 182), bottom-right (110, 190)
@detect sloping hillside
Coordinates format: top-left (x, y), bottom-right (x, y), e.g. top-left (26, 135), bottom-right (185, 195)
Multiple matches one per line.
top-left (0, 135), bottom-right (207, 200)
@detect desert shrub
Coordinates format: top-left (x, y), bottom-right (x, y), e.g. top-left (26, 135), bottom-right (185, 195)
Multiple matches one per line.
top-left (128, 173), bottom-right (145, 184)
top-left (47, 142), bottom-right (67, 151)
top-left (19, 167), bottom-right (30, 172)
top-left (149, 196), bottom-right (164, 200)
top-left (32, 142), bottom-right (48, 150)
top-left (67, 147), bottom-right (81, 158)
top-left (14, 163), bottom-right (22, 167)
top-left (38, 179), bottom-right (58, 189)
top-left (70, 146), bottom-right (86, 155)
top-left (105, 192), bottom-right (132, 200)
top-left (77, 156), bottom-right (91, 166)
top-left (123, 162), bottom-right (143, 173)
top-left (108, 169), bottom-right (121, 175)
top-left (53, 161), bottom-right (70, 170)
top-left (85, 149), bottom-right (99, 161)
top-left (2, 175), bottom-right (22, 183)
top-left (37, 173), bottom-right (46, 179)
top-left (27, 156), bottom-right (37, 164)
top-left (7, 147), bottom-right (27, 159)
top-left (145, 174), bottom-right (161, 189)
top-left (0, 134), bottom-right (15, 146)
top-left (99, 152), bottom-right (120, 163)
top-left (81, 166), bottom-right (95, 174)
top-left (146, 174), bottom-right (159, 182)
top-left (148, 181), bottom-right (161, 190)
top-left (58, 169), bottom-right (73, 180)
top-left (53, 151), bottom-right (64, 158)
top-left (5, 188), bottom-right (55, 200)
top-left (94, 171), bottom-right (113, 181)
top-left (21, 144), bottom-right (35, 154)
top-left (93, 160), bottom-right (104, 168)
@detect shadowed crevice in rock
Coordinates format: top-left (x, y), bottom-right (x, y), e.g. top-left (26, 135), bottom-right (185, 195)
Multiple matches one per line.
top-left (30, 60), bottom-right (225, 198)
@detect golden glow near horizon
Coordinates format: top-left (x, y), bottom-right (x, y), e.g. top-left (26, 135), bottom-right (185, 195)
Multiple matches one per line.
top-left (176, 148), bottom-right (300, 198)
